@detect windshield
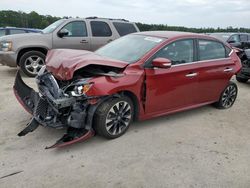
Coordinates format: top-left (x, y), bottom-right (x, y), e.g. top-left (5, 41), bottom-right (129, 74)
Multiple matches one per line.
top-left (210, 33), bottom-right (231, 42)
top-left (95, 34), bottom-right (164, 63)
top-left (42, 19), bottom-right (65, 34)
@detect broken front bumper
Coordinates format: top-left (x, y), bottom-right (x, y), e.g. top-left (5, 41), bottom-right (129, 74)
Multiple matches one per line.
top-left (13, 71), bottom-right (95, 148)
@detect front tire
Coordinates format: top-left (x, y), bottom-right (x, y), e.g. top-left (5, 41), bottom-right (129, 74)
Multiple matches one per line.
top-left (94, 96), bottom-right (134, 139)
top-left (214, 82), bottom-right (238, 109)
top-left (19, 51), bottom-right (46, 77)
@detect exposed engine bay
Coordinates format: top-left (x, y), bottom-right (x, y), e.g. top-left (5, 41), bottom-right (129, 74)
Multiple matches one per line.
top-left (13, 64), bottom-right (124, 149)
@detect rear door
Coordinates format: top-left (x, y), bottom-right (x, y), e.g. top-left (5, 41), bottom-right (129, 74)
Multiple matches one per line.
top-left (195, 39), bottom-right (235, 103)
top-left (89, 20), bottom-right (115, 51)
top-left (52, 21), bottom-right (91, 50)
top-left (145, 39), bottom-right (198, 115)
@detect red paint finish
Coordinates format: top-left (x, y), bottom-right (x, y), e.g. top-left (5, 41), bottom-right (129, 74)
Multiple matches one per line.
top-left (46, 32), bottom-right (242, 121)
top-left (46, 49), bottom-right (128, 80)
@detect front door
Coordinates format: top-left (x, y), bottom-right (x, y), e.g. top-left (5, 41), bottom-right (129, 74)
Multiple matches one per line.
top-left (145, 39), bottom-right (198, 115)
top-left (52, 21), bottom-right (91, 50)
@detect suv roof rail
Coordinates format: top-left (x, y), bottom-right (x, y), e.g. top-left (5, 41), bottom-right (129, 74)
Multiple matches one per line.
top-left (85, 17), bottom-right (129, 22)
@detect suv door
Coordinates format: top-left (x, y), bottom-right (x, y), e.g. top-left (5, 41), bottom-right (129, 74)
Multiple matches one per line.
top-left (89, 20), bottom-right (115, 50)
top-left (145, 39), bottom-right (198, 115)
top-left (52, 21), bottom-right (90, 50)
top-left (195, 39), bottom-right (235, 103)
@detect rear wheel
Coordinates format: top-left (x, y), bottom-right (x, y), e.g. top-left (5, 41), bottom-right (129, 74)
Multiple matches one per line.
top-left (214, 82), bottom-right (238, 109)
top-left (19, 51), bottom-right (46, 77)
top-left (236, 74), bottom-right (248, 83)
top-left (94, 96), bottom-right (134, 139)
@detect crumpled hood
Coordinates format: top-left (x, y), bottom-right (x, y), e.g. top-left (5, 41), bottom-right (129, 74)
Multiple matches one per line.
top-left (45, 49), bottom-right (128, 80)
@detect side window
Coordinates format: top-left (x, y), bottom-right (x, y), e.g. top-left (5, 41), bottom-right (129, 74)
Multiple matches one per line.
top-left (60, 21), bottom-right (87, 37)
top-left (240, 34), bottom-right (248, 42)
top-left (152, 39), bottom-right (194, 65)
top-left (90, 21), bottom-right (112, 37)
top-left (199, 40), bottom-right (226, 61)
top-left (0, 30), bottom-right (5, 37)
top-left (229, 34), bottom-right (240, 42)
top-left (113, 22), bottom-right (137, 36)
top-left (9, 29), bottom-right (26, 35)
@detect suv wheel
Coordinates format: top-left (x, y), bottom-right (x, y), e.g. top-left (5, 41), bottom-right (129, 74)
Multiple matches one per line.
top-left (214, 82), bottom-right (238, 109)
top-left (94, 96), bottom-right (134, 139)
top-left (19, 51), bottom-right (46, 77)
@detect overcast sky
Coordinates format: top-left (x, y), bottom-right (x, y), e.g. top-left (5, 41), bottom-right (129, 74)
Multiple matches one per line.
top-left (1, 0), bottom-right (250, 28)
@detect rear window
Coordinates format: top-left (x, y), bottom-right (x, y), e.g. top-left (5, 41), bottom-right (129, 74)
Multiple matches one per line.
top-left (90, 21), bottom-right (112, 37)
top-left (199, 40), bottom-right (226, 61)
top-left (9, 29), bottom-right (26, 35)
top-left (113, 22), bottom-right (137, 36)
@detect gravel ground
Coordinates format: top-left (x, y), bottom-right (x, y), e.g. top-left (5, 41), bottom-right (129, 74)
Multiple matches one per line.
top-left (0, 65), bottom-right (250, 188)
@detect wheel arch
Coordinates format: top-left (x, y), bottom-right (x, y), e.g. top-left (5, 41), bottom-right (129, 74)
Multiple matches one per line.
top-left (118, 90), bottom-right (140, 121)
top-left (17, 47), bottom-right (48, 66)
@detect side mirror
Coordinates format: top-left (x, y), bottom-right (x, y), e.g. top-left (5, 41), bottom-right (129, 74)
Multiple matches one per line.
top-left (152, 58), bottom-right (172, 68)
top-left (58, 29), bottom-right (69, 38)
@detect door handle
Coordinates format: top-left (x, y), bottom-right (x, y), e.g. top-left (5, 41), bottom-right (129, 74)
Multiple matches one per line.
top-left (223, 68), bottom-right (233, 72)
top-left (186, 72), bottom-right (198, 77)
top-left (80, 40), bottom-right (88, 44)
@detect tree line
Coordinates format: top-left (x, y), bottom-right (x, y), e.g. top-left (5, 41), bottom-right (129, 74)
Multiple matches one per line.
top-left (1, 10), bottom-right (250, 33)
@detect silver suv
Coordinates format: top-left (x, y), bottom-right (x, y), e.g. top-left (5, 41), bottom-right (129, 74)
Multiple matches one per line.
top-left (0, 17), bottom-right (139, 77)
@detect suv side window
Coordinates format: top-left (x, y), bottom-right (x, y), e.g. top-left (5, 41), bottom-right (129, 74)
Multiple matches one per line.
top-left (10, 29), bottom-right (26, 35)
top-left (199, 40), bottom-right (226, 61)
top-left (90, 21), bottom-right (112, 37)
top-left (113, 22), bottom-right (137, 36)
top-left (0, 30), bottom-right (5, 37)
top-left (240, 34), bottom-right (248, 42)
top-left (229, 34), bottom-right (240, 43)
top-left (151, 39), bottom-right (194, 65)
top-left (60, 21), bottom-right (87, 37)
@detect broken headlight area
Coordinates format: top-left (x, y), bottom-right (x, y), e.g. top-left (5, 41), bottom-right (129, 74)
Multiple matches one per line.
top-left (13, 70), bottom-right (99, 148)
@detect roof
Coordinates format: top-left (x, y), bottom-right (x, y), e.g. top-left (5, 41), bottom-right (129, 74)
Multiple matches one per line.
top-left (133, 31), bottom-right (207, 39)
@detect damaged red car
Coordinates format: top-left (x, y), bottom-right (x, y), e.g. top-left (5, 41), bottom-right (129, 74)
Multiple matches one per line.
top-left (13, 31), bottom-right (241, 148)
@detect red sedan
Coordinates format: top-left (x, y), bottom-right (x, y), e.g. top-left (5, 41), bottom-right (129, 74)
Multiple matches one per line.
top-left (14, 31), bottom-right (241, 148)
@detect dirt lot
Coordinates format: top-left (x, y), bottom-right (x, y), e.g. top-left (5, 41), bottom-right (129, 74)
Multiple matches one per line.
top-left (0, 65), bottom-right (250, 188)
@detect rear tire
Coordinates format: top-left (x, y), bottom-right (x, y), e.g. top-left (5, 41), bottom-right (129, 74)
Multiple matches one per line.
top-left (214, 82), bottom-right (238, 109)
top-left (19, 51), bottom-right (46, 77)
top-left (236, 74), bottom-right (248, 83)
top-left (93, 96), bottom-right (134, 139)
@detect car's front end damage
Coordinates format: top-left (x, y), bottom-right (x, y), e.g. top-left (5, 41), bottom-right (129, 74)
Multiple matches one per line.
top-left (13, 49), bottom-right (129, 148)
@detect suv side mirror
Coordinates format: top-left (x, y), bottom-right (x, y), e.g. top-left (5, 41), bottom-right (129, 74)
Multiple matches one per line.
top-left (58, 29), bottom-right (69, 38)
top-left (152, 58), bottom-right (172, 68)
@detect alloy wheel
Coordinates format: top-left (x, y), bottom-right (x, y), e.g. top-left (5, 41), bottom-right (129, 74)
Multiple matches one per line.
top-left (24, 56), bottom-right (45, 75)
top-left (221, 85), bottom-right (237, 108)
top-left (105, 101), bottom-right (132, 136)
